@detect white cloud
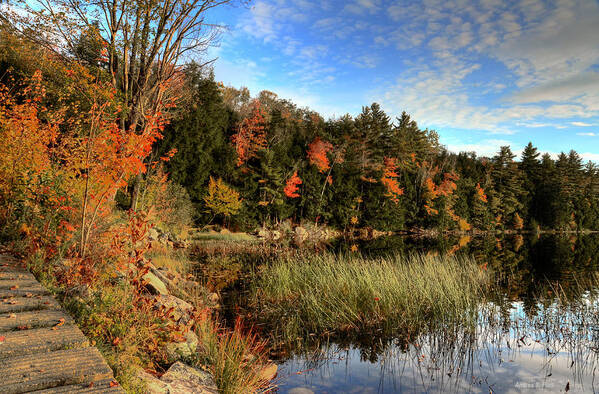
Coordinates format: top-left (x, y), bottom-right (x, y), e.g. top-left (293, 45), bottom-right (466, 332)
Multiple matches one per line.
top-left (577, 132), bottom-right (597, 137)
top-left (445, 139), bottom-right (515, 157)
top-left (582, 152), bottom-right (599, 162)
top-left (572, 122), bottom-right (595, 127)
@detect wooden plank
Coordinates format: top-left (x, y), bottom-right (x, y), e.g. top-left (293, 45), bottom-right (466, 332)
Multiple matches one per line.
top-left (0, 254), bottom-right (123, 392)
top-left (0, 348), bottom-right (118, 393)
top-left (30, 379), bottom-right (123, 393)
top-left (0, 295), bottom-right (61, 314)
top-left (0, 271), bottom-right (37, 280)
top-left (0, 309), bottom-right (72, 332)
top-left (0, 279), bottom-right (45, 291)
top-left (0, 324), bottom-right (89, 359)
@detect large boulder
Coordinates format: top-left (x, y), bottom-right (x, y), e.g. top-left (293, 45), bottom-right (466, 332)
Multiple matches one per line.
top-left (166, 330), bottom-right (199, 362)
top-left (161, 362), bottom-right (218, 394)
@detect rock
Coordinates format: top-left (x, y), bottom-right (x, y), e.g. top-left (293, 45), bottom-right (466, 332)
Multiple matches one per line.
top-left (148, 228), bottom-right (160, 241)
top-left (143, 269), bottom-right (169, 295)
top-left (271, 230), bottom-right (281, 240)
top-left (257, 363), bottom-right (278, 382)
top-left (154, 294), bottom-right (194, 324)
top-left (161, 362), bottom-right (218, 394)
top-left (288, 388), bottom-right (315, 394)
top-left (257, 228), bottom-right (269, 238)
top-left (136, 368), bottom-right (169, 394)
top-left (166, 330), bottom-right (199, 362)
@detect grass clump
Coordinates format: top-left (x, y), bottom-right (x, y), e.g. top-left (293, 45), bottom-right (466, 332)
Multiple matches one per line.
top-left (252, 252), bottom-right (488, 341)
top-left (194, 317), bottom-right (272, 394)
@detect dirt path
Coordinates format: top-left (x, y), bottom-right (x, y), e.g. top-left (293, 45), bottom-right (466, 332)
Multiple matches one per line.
top-left (0, 254), bottom-right (124, 393)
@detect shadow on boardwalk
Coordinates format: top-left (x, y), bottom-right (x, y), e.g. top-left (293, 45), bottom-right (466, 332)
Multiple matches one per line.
top-left (0, 254), bottom-right (124, 393)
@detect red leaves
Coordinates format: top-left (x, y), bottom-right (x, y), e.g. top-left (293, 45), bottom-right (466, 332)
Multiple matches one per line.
top-left (232, 100), bottom-right (267, 167)
top-left (0, 336), bottom-right (5, 342)
top-left (284, 171), bottom-right (302, 198)
top-left (307, 137), bottom-right (333, 173)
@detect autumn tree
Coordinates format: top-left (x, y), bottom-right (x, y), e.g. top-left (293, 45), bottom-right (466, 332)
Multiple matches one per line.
top-left (232, 100), bottom-right (268, 167)
top-left (203, 176), bottom-right (242, 223)
top-left (10, 0), bottom-right (239, 207)
top-left (284, 171), bottom-right (302, 198)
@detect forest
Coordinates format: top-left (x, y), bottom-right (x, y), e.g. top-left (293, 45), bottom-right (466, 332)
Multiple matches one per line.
top-left (157, 69), bottom-right (599, 233)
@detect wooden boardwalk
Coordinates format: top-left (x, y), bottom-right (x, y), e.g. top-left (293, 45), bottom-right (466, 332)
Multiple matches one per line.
top-left (0, 254), bottom-right (124, 393)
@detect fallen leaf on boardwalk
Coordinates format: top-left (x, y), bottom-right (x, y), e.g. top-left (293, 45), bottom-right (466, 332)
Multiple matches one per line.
top-left (54, 318), bottom-right (65, 327)
top-left (88, 382), bottom-right (94, 388)
top-left (109, 381), bottom-right (118, 387)
top-left (17, 325), bottom-right (29, 330)
top-left (0, 336), bottom-right (5, 342)
top-left (25, 293), bottom-right (33, 298)
top-left (8, 313), bottom-right (16, 318)
top-left (9, 285), bottom-right (18, 290)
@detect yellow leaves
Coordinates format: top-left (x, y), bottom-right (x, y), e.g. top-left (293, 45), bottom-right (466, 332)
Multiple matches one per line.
top-left (458, 218), bottom-right (471, 231)
top-left (350, 216), bottom-right (359, 225)
top-left (204, 177), bottom-right (243, 217)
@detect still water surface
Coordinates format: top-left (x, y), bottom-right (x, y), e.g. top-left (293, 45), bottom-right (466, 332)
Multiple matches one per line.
top-left (276, 234), bottom-right (599, 393)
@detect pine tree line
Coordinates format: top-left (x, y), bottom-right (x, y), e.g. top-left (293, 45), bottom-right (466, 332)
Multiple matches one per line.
top-left (157, 69), bottom-right (599, 232)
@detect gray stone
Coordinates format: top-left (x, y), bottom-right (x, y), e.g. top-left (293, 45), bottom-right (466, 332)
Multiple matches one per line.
top-left (161, 362), bottom-right (218, 394)
top-left (136, 368), bottom-right (169, 394)
top-left (154, 294), bottom-right (194, 324)
top-left (143, 270), bottom-right (169, 295)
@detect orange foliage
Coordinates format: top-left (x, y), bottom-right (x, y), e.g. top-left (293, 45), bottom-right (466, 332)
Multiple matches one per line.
top-left (475, 183), bottom-right (488, 202)
top-left (307, 137), bottom-right (334, 173)
top-left (284, 171), bottom-right (302, 198)
top-left (232, 100), bottom-right (267, 166)
top-left (381, 157), bottom-right (404, 204)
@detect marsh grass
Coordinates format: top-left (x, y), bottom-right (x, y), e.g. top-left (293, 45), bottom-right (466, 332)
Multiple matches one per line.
top-left (252, 253), bottom-right (488, 341)
top-left (194, 317), bottom-right (273, 394)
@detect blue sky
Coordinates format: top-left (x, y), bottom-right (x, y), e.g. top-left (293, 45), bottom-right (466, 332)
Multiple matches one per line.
top-left (205, 0), bottom-right (599, 161)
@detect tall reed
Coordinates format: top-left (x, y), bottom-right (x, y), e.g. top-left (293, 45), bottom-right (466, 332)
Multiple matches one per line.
top-left (252, 253), bottom-right (488, 341)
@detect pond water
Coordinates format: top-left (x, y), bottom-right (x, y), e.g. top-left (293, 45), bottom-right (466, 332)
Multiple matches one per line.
top-left (273, 234), bottom-right (599, 393)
